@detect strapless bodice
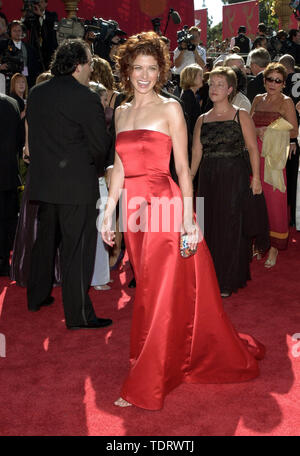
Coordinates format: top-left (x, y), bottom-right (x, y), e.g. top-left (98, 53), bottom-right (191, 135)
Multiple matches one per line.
top-left (116, 129), bottom-right (172, 178)
top-left (252, 110), bottom-right (280, 127)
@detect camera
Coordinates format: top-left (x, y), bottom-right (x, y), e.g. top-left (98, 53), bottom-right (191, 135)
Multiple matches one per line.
top-left (0, 43), bottom-right (24, 75)
top-left (22, 0), bottom-right (40, 21)
top-left (177, 25), bottom-right (195, 51)
top-left (85, 17), bottom-right (126, 45)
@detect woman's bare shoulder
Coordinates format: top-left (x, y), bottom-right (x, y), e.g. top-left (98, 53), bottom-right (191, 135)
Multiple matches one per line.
top-left (115, 102), bottom-right (132, 118)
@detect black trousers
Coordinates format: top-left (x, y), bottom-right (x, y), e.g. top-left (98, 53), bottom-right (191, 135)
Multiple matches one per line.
top-left (27, 202), bottom-right (98, 326)
top-left (286, 147), bottom-right (300, 225)
top-left (0, 189), bottom-right (19, 261)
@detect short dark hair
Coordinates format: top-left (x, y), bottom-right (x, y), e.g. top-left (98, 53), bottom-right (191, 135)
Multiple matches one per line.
top-left (50, 39), bottom-right (90, 76)
top-left (0, 12), bottom-right (8, 26)
top-left (258, 23), bottom-right (267, 33)
top-left (231, 65), bottom-right (247, 94)
top-left (289, 29), bottom-right (300, 41)
top-left (238, 26), bottom-right (246, 34)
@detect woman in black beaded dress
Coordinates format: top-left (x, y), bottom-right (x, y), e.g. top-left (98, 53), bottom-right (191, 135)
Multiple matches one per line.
top-left (191, 66), bottom-right (267, 297)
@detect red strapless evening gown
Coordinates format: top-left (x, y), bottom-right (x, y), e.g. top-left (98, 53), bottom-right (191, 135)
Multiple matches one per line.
top-left (116, 129), bottom-right (265, 410)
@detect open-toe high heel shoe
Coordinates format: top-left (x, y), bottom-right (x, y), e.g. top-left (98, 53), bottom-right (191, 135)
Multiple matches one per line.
top-left (114, 397), bottom-right (132, 408)
top-left (264, 249), bottom-right (278, 268)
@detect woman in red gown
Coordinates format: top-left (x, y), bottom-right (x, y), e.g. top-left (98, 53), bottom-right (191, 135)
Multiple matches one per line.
top-left (101, 32), bottom-right (265, 410)
top-left (251, 63), bottom-right (298, 267)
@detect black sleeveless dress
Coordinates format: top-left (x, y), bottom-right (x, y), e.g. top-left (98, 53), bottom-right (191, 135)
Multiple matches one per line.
top-left (197, 111), bottom-right (251, 295)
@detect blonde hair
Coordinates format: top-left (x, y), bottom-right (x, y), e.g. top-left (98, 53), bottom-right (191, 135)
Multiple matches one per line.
top-left (180, 64), bottom-right (203, 90)
top-left (35, 71), bottom-right (53, 84)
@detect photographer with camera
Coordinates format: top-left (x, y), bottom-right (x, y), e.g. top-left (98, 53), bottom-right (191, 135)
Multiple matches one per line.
top-left (22, 0), bottom-right (58, 71)
top-left (0, 20), bottom-right (42, 89)
top-left (172, 26), bottom-right (206, 82)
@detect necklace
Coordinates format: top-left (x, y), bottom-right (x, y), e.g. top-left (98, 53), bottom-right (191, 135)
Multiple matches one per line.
top-left (214, 107), bottom-right (231, 116)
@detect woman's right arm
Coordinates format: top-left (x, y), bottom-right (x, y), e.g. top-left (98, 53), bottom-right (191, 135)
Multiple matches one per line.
top-left (190, 115), bottom-right (203, 180)
top-left (101, 109), bottom-right (125, 246)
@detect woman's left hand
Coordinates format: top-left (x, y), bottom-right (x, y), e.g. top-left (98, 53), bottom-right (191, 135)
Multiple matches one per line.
top-left (250, 177), bottom-right (262, 195)
top-left (289, 143), bottom-right (297, 160)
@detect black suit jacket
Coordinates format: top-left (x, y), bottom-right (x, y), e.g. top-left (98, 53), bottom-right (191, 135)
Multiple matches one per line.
top-left (41, 10), bottom-right (58, 70)
top-left (180, 89), bottom-right (201, 137)
top-left (0, 94), bottom-right (22, 191)
top-left (246, 72), bottom-right (265, 103)
top-left (27, 75), bottom-right (112, 205)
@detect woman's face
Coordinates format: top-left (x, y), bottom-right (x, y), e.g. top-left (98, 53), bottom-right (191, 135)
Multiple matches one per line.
top-left (15, 77), bottom-right (26, 95)
top-left (192, 71), bottom-right (203, 90)
top-left (209, 75), bottom-right (232, 102)
top-left (130, 54), bottom-right (160, 95)
top-left (264, 71), bottom-right (284, 96)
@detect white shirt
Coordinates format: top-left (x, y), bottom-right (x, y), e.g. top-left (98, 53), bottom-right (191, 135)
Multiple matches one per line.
top-left (172, 45), bottom-right (206, 75)
top-left (39, 13), bottom-right (46, 27)
top-left (232, 92), bottom-right (251, 113)
top-left (13, 40), bottom-right (22, 49)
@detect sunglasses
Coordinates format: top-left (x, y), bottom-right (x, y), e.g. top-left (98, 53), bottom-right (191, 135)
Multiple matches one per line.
top-left (265, 76), bottom-right (284, 84)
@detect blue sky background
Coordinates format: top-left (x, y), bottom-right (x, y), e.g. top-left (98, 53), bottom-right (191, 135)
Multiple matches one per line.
top-left (194, 0), bottom-right (223, 26)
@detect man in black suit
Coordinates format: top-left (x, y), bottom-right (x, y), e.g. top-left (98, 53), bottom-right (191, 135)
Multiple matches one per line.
top-left (247, 47), bottom-right (271, 103)
top-left (26, 39), bottom-right (112, 329)
top-left (25, 0), bottom-right (58, 70)
top-left (0, 93), bottom-right (22, 275)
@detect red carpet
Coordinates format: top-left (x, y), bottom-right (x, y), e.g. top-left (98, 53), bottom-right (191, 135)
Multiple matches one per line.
top-left (1, 229), bottom-right (300, 436)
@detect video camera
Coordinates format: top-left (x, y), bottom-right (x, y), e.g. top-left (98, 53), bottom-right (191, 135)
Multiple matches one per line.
top-left (177, 25), bottom-right (195, 51)
top-left (22, 0), bottom-right (40, 22)
top-left (55, 16), bottom-right (126, 46)
top-left (85, 17), bottom-right (126, 44)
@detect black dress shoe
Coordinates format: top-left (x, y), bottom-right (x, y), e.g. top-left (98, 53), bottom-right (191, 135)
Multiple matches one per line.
top-left (66, 317), bottom-right (113, 330)
top-left (28, 296), bottom-right (55, 312)
top-left (128, 277), bottom-right (136, 288)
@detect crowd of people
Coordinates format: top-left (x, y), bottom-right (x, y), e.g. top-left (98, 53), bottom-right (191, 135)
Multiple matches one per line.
top-left (0, 2), bottom-right (299, 410)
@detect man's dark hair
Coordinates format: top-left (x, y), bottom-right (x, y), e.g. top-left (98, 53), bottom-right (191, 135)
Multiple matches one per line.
top-left (238, 26), bottom-right (246, 34)
top-left (0, 12), bottom-right (8, 26)
top-left (231, 65), bottom-right (247, 94)
top-left (50, 39), bottom-right (90, 76)
top-left (258, 23), bottom-right (267, 34)
top-left (288, 29), bottom-right (299, 41)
